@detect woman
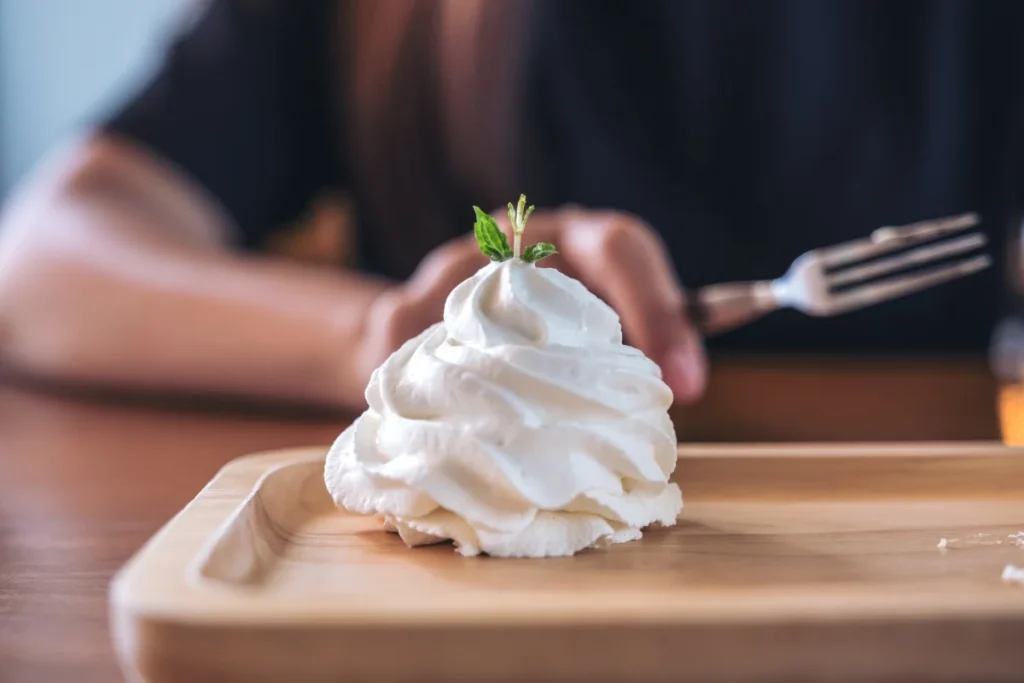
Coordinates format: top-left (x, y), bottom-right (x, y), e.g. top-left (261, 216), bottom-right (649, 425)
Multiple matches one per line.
top-left (0, 0), bottom-right (1018, 409)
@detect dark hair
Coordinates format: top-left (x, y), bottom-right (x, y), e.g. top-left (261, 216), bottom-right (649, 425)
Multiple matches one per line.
top-left (344, 0), bottom-right (534, 277)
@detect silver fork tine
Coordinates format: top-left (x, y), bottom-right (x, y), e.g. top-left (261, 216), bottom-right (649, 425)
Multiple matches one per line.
top-left (870, 212), bottom-right (980, 242)
top-left (820, 212), bottom-right (980, 267)
top-left (829, 254), bottom-right (992, 314)
top-left (690, 212), bottom-right (989, 336)
top-left (828, 232), bottom-right (987, 288)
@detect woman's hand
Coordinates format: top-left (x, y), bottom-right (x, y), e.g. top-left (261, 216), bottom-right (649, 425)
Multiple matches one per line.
top-left (359, 206), bottom-right (707, 403)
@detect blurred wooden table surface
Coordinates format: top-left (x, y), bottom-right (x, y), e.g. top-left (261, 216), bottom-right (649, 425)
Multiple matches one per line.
top-left (0, 356), bottom-right (1003, 683)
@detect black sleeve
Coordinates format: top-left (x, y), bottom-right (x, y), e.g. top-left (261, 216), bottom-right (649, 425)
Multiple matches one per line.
top-left (103, 0), bottom-right (343, 249)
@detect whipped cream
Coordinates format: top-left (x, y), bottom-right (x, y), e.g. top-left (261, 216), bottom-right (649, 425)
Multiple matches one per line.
top-left (325, 259), bottom-right (682, 557)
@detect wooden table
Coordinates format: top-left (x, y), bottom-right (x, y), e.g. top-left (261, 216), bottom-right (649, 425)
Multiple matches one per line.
top-left (0, 356), bottom-right (1004, 683)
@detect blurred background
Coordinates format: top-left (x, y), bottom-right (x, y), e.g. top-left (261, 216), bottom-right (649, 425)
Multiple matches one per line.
top-left (0, 0), bottom-right (185, 199)
top-left (0, 0), bottom-right (1019, 428)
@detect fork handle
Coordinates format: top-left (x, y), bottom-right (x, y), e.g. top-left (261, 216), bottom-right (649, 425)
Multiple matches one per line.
top-left (686, 281), bottom-right (780, 336)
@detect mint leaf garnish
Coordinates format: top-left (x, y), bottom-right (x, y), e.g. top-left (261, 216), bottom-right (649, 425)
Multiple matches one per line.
top-left (473, 195), bottom-right (559, 264)
top-left (473, 206), bottom-right (512, 261)
top-left (522, 242), bottom-right (558, 263)
top-left (480, 245), bottom-right (505, 261)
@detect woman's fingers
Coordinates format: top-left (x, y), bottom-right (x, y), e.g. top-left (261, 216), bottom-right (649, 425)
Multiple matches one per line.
top-left (405, 234), bottom-right (486, 306)
top-left (503, 207), bottom-right (706, 402)
top-left (555, 209), bottom-right (707, 402)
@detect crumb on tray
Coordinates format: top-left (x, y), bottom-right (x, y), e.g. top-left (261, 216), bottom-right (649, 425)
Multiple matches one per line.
top-left (1001, 564), bottom-right (1024, 585)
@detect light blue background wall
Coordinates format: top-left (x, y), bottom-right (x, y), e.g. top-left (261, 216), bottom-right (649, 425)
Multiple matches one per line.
top-left (0, 0), bottom-right (188, 198)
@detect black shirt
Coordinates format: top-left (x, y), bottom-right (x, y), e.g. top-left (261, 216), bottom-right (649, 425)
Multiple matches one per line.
top-left (105, 0), bottom-right (1024, 353)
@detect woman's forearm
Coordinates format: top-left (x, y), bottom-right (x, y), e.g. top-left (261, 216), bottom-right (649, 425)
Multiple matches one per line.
top-left (0, 136), bottom-right (389, 409)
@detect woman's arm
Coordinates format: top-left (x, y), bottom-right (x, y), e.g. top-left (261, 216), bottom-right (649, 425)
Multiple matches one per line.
top-left (0, 0), bottom-right (391, 408)
top-left (0, 136), bottom-right (709, 407)
top-left (0, 135), bottom-right (388, 409)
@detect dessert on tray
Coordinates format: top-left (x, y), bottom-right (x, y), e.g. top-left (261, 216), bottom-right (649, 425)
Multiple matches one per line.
top-left (325, 196), bottom-right (681, 557)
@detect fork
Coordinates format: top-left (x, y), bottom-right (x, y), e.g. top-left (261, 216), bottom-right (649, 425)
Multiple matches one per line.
top-left (687, 213), bottom-right (992, 335)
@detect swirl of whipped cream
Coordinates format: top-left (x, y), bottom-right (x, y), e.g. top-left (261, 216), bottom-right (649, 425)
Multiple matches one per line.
top-left (325, 260), bottom-right (682, 557)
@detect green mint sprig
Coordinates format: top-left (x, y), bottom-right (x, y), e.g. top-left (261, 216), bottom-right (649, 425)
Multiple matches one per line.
top-left (522, 242), bottom-right (558, 262)
top-left (472, 194), bottom-right (559, 264)
top-left (473, 206), bottom-right (512, 261)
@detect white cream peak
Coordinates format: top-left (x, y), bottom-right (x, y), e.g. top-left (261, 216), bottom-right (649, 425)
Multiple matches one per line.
top-left (325, 259), bottom-right (682, 557)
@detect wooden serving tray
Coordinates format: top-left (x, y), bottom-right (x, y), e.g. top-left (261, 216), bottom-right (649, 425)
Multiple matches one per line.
top-left (111, 444), bottom-right (1024, 683)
